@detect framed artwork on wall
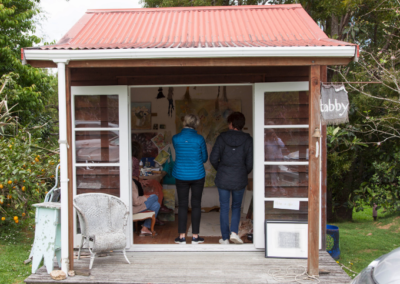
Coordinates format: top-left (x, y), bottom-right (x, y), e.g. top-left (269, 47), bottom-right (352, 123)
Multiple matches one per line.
top-left (131, 102), bottom-right (151, 130)
top-left (265, 220), bottom-right (308, 258)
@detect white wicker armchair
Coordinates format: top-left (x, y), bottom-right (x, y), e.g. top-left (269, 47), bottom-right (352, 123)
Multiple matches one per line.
top-left (73, 193), bottom-right (130, 269)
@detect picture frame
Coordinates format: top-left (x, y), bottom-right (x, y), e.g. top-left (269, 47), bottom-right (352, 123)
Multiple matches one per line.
top-left (265, 220), bottom-right (308, 258)
top-left (131, 102), bottom-right (151, 130)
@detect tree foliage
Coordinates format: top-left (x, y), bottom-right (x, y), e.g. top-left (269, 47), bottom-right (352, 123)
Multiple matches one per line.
top-left (0, 75), bottom-right (58, 227)
top-left (0, 0), bottom-right (58, 125)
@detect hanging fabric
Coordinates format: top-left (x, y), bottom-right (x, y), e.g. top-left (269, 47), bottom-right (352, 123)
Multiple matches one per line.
top-left (320, 83), bottom-right (349, 125)
top-left (167, 87), bottom-right (174, 117)
top-left (183, 86), bottom-right (192, 102)
top-left (215, 86), bottom-right (220, 111)
top-left (156, 87), bottom-right (165, 99)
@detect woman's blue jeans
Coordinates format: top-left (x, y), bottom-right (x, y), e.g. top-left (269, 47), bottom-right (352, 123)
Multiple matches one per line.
top-left (218, 188), bottom-right (246, 241)
top-left (142, 194), bottom-right (160, 229)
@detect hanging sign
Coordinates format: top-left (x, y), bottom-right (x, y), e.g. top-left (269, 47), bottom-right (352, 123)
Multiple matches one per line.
top-left (320, 84), bottom-right (349, 125)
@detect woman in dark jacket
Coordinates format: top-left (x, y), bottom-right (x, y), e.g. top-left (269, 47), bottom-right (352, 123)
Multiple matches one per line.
top-left (173, 114), bottom-right (208, 245)
top-left (210, 112), bottom-right (253, 244)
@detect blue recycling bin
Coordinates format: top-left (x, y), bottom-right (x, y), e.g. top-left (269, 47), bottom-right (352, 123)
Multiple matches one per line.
top-left (326, 225), bottom-right (340, 259)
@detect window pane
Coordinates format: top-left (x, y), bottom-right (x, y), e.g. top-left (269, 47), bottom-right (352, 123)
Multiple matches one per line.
top-left (265, 201), bottom-right (308, 221)
top-left (265, 165), bottom-right (308, 198)
top-left (75, 95), bottom-right (119, 128)
top-left (264, 128), bottom-right (308, 161)
top-left (264, 91), bottom-right (309, 125)
top-left (76, 167), bottom-right (120, 197)
top-left (75, 131), bottom-right (119, 163)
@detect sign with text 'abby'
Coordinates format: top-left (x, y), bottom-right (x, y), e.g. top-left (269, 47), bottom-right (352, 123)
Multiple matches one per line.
top-left (320, 84), bottom-right (349, 125)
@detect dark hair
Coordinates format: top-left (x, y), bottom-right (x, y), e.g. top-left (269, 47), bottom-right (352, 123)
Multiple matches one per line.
top-left (131, 141), bottom-right (143, 160)
top-left (227, 112), bottom-right (245, 130)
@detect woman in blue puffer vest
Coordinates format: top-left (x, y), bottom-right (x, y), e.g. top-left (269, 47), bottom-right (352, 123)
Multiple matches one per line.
top-left (172, 114), bottom-right (208, 245)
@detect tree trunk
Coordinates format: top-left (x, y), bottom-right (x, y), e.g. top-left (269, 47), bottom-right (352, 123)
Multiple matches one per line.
top-left (331, 15), bottom-right (338, 38)
top-left (327, 189), bottom-right (334, 222)
top-left (335, 206), bottom-right (353, 221)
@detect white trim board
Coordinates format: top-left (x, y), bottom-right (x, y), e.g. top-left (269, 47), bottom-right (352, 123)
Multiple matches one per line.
top-left (127, 244), bottom-right (263, 252)
top-left (24, 46), bottom-right (356, 62)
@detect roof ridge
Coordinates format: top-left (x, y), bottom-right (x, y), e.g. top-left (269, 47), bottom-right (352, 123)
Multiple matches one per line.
top-left (86, 4), bottom-right (303, 13)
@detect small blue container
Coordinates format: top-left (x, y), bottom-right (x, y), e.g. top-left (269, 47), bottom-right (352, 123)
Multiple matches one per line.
top-left (326, 225), bottom-right (340, 259)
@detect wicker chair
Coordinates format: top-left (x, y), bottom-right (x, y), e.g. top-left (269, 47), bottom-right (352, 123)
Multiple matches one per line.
top-left (73, 193), bottom-right (130, 269)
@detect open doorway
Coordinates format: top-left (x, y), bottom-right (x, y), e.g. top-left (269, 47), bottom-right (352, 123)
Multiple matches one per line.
top-left (130, 85), bottom-right (254, 245)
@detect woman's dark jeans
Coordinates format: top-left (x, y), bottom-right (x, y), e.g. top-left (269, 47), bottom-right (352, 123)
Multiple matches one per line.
top-left (218, 187), bottom-right (246, 240)
top-left (176, 177), bottom-right (205, 235)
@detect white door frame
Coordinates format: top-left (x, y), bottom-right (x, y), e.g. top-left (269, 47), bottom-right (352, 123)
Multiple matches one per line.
top-left (252, 82), bottom-right (323, 249)
top-left (71, 86), bottom-right (132, 248)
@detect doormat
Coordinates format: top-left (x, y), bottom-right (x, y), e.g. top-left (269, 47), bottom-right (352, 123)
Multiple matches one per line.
top-left (187, 212), bottom-right (246, 237)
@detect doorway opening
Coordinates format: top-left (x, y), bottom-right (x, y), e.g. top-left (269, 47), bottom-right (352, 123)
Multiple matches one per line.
top-left (129, 85), bottom-right (254, 246)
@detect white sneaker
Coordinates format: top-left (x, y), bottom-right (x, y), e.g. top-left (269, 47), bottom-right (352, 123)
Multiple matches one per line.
top-left (230, 232), bottom-right (243, 244)
top-left (219, 239), bottom-right (229, 245)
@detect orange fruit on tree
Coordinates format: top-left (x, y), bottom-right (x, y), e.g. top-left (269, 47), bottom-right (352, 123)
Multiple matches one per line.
top-left (1, 217), bottom-right (5, 221)
top-left (13, 216), bottom-right (18, 221)
top-left (0, 200), bottom-right (3, 205)
top-left (22, 186), bottom-right (26, 191)
top-left (0, 184), bottom-right (3, 189)
top-left (51, 175), bottom-right (55, 178)
top-left (22, 213), bottom-right (26, 217)
top-left (7, 180), bottom-right (12, 184)
top-left (15, 219), bottom-right (19, 224)
top-left (35, 158), bottom-right (39, 162)
top-left (41, 169), bottom-right (45, 172)
top-left (12, 186), bottom-right (15, 189)
top-left (14, 180), bottom-right (17, 183)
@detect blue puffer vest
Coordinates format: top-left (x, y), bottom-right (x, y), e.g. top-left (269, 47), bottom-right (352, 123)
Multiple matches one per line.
top-left (172, 128), bottom-right (208, 181)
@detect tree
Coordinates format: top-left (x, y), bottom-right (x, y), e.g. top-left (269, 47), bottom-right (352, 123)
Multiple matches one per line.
top-left (326, 0), bottom-right (400, 219)
top-left (0, 74), bottom-right (59, 228)
top-left (0, 0), bottom-right (58, 125)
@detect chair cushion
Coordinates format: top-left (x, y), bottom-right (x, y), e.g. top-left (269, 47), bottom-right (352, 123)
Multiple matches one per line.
top-left (132, 210), bottom-right (155, 221)
top-left (92, 232), bottom-right (126, 253)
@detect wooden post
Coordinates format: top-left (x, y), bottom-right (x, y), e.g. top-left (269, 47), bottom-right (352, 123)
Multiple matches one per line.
top-left (308, 65), bottom-right (321, 276)
top-left (320, 66), bottom-right (328, 251)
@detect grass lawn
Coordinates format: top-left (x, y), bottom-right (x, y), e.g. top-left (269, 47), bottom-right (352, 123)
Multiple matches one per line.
top-left (0, 223), bottom-right (35, 284)
top-left (331, 207), bottom-right (400, 279)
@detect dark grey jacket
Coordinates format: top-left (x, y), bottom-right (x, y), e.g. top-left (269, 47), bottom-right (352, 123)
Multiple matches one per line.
top-left (210, 130), bottom-right (253, 191)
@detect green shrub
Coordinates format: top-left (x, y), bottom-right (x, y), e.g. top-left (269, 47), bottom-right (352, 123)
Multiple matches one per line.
top-left (0, 131), bottom-right (58, 227)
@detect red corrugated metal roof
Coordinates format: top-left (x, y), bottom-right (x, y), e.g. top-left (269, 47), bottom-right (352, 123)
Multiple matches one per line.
top-left (40, 4), bottom-right (354, 50)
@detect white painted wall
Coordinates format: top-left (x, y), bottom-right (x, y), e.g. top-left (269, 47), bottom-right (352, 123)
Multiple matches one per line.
top-left (130, 85), bottom-right (253, 146)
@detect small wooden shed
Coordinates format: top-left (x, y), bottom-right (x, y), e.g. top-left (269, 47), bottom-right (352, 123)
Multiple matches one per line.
top-left (23, 4), bottom-right (357, 276)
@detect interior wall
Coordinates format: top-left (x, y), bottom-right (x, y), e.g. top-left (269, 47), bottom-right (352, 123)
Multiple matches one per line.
top-left (130, 85), bottom-right (253, 159)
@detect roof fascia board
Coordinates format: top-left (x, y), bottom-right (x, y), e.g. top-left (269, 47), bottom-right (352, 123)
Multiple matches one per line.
top-left (25, 46), bottom-right (356, 61)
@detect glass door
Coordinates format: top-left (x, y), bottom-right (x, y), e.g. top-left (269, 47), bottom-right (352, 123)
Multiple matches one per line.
top-left (71, 86), bottom-right (132, 247)
top-left (253, 82), bottom-right (310, 249)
